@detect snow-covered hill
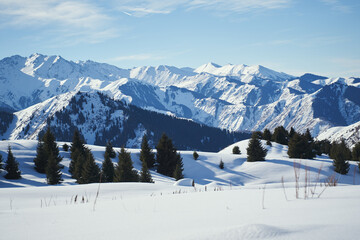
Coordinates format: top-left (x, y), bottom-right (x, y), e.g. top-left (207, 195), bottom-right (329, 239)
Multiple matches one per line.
top-left (0, 139), bottom-right (359, 239)
top-left (1, 53), bottom-right (360, 143)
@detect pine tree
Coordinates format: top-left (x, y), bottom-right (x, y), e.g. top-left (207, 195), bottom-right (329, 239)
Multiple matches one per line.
top-left (4, 146), bottom-right (21, 179)
top-left (173, 160), bottom-right (184, 181)
top-left (330, 140), bottom-right (350, 175)
top-left (288, 127), bottom-right (296, 139)
top-left (140, 134), bottom-right (155, 168)
top-left (193, 151), bottom-right (199, 160)
top-left (114, 147), bottom-right (139, 182)
top-left (304, 129), bottom-right (313, 142)
top-left (0, 154), bottom-right (4, 170)
top-left (247, 132), bottom-right (267, 162)
top-left (46, 153), bottom-right (62, 185)
top-left (80, 149), bottom-right (100, 184)
top-left (33, 140), bottom-right (47, 173)
top-left (232, 146), bottom-right (241, 154)
top-left (105, 141), bottom-right (116, 159)
top-left (139, 160), bottom-right (153, 183)
top-left (101, 151), bottom-right (114, 182)
top-left (73, 150), bottom-right (86, 181)
top-left (272, 126), bottom-right (289, 145)
top-left (219, 159), bottom-right (224, 169)
top-left (156, 133), bottom-right (180, 177)
top-left (262, 129), bottom-right (272, 141)
top-left (287, 133), bottom-right (315, 159)
top-left (352, 142), bottom-right (360, 162)
top-left (42, 127), bottom-right (62, 164)
top-left (69, 129), bottom-right (86, 177)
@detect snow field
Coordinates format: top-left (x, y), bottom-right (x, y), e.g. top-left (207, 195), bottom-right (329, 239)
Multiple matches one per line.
top-left (1, 139), bottom-right (360, 239)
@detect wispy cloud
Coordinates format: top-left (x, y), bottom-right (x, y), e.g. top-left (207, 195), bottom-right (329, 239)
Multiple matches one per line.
top-left (320, 0), bottom-right (351, 13)
top-left (115, 0), bottom-right (291, 17)
top-left (0, 0), bottom-right (118, 43)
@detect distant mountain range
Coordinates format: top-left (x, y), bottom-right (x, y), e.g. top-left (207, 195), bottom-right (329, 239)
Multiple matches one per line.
top-left (0, 53), bottom-right (359, 148)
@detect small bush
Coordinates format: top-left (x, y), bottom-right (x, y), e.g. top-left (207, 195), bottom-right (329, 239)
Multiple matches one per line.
top-left (219, 160), bottom-right (224, 169)
top-left (193, 151), bottom-right (199, 160)
top-left (63, 143), bottom-right (69, 152)
top-left (232, 146), bottom-right (241, 154)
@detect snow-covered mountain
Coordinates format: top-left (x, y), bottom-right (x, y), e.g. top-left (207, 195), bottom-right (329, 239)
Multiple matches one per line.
top-left (0, 91), bottom-right (249, 151)
top-left (316, 121), bottom-right (360, 148)
top-left (1, 53), bottom-right (360, 145)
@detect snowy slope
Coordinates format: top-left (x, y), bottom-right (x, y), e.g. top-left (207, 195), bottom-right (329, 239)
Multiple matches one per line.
top-left (316, 121), bottom-right (360, 148)
top-left (1, 139), bottom-right (360, 239)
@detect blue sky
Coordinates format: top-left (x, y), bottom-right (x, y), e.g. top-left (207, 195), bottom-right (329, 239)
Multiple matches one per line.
top-left (0, 0), bottom-right (359, 77)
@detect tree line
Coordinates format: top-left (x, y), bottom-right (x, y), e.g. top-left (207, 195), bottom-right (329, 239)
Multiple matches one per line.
top-left (28, 128), bottom-right (184, 185)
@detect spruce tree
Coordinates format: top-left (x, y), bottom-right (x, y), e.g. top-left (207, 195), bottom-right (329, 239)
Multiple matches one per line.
top-left (69, 130), bottom-right (86, 177)
top-left (156, 133), bottom-right (180, 177)
top-left (62, 143), bottom-right (69, 152)
top-left (288, 127), bottom-right (296, 139)
top-left (73, 150), bottom-right (86, 181)
top-left (262, 129), bottom-right (272, 141)
top-left (173, 161), bottom-right (184, 180)
top-left (193, 151), bottom-right (199, 160)
top-left (101, 151), bottom-right (115, 182)
top-left (139, 160), bottom-right (153, 183)
top-left (247, 132), bottom-right (267, 162)
top-left (80, 149), bottom-right (100, 184)
top-left (140, 134), bottom-right (155, 168)
top-left (46, 153), bottom-right (62, 185)
top-left (114, 147), bottom-right (139, 182)
top-left (33, 140), bottom-right (47, 173)
top-left (219, 159), bottom-right (224, 169)
top-left (232, 146), bottom-right (241, 154)
top-left (352, 142), bottom-right (360, 161)
top-left (42, 127), bottom-right (62, 164)
top-left (330, 140), bottom-right (350, 175)
top-left (105, 141), bottom-right (116, 159)
top-left (288, 133), bottom-right (315, 159)
top-left (0, 153), bottom-right (4, 170)
top-left (272, 126), bottom-right (289, 145)
top-left (4, 146), bottom-right (21, 179)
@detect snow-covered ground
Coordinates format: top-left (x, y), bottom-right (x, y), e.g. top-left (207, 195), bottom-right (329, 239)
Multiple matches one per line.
top-left (1, 139), bottom-right (359, 239)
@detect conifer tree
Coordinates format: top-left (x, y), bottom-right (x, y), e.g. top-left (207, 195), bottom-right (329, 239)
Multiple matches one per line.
top-left (156, 133), bottom-right (180, 177)
top-left (69, 129), bottom-right (86, 177)
top-left (0, 154), bottom-right (3, 170)
top-left (46, 153), bottom-right (62, 185)
top-left (139, 160), bottom-right (153, 183)
top-left (101, 151), bottom-right (114, 182)
top-left (73, 150), bottom-right (86, 181)
top-left (330, 140), bottom-right (350, 175)
top-left (219, 159), bottom-right (224, 169)
top-left (232, 146), bottom-right (241, 154)
top-left (288, 133), bottom-right (315, 159)
top-left (80, 149), bottom-right (100, 184)
top-left (42, 127), bottom-right (62, 164)
top-left (193, 151), bottom-right (199, 160)
top-left (262, 129), bottom-right (272, 141)
top-left (4, 146), bottom-right (21, 179)
top-left (352, 142), bottom-right (360, 162)
top-left (247, 132), bottom-right (267, 162)
top-left (140, 134), bottom-right (155, 168)
top-left (272, 126), bottom-right (289, 145)
top-left (105, 141), bottom-right (116, 159)
top-left (33, 140), bottom-right (47, 173)
top-left (173, 161), bottom-right (184, 181)
top-left (114, 147), bottom-right (139, 182)
top-left (288, 127), bottom-right (296, 139)
top-left (304, 129), bottom-right (313, 142)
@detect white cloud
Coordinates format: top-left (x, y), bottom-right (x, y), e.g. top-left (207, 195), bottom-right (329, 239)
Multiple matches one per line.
top-left (0, 0), bottom-right (118, 42)
top-left (320, 0), bottom-right (351, 12)
top-left (115, 0), bottom-right (291, 17)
